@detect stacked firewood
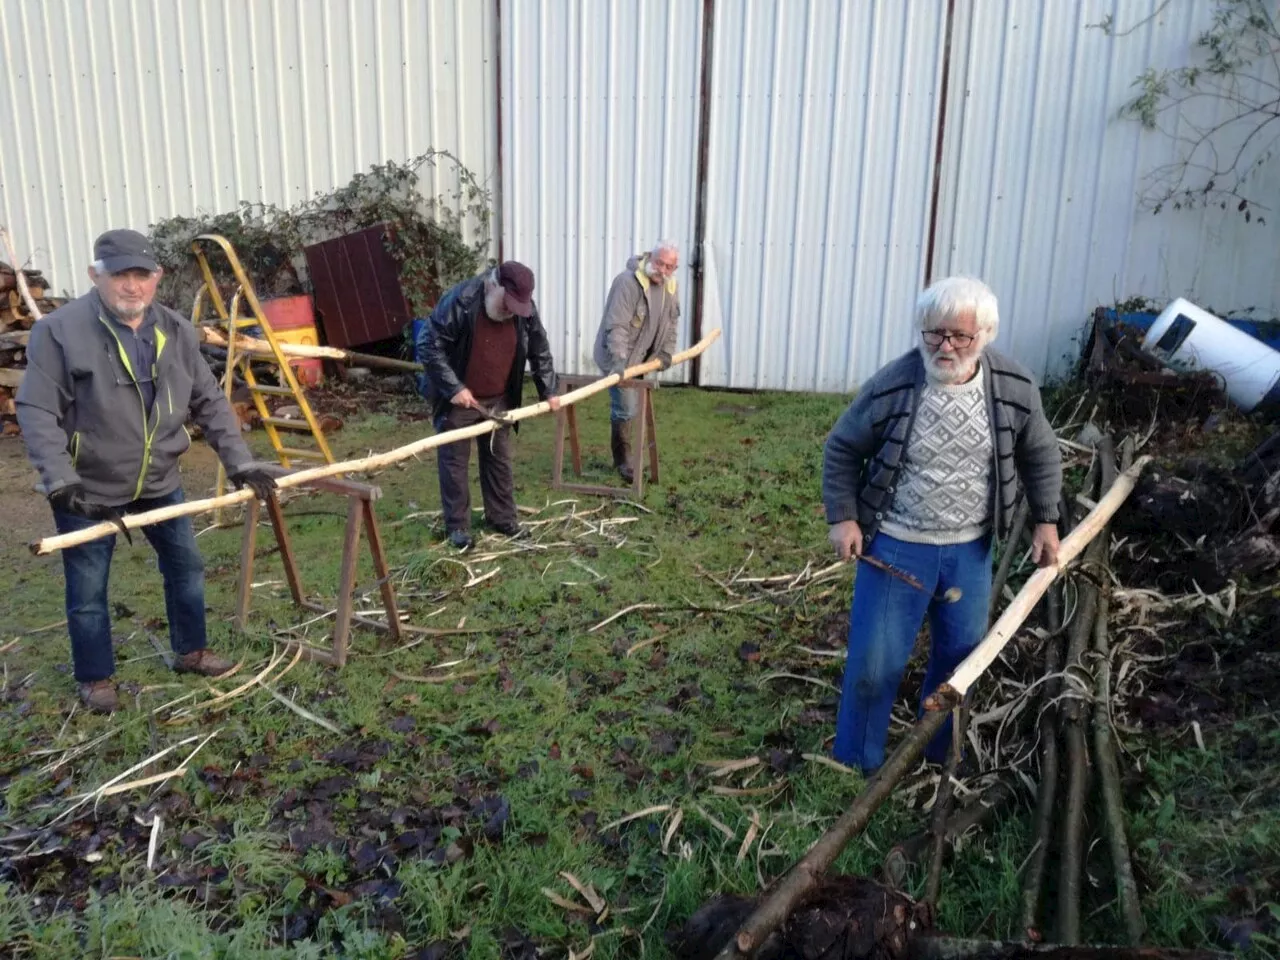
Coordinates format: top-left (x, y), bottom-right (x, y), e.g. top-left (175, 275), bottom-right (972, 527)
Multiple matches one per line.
top-left (0, 261), bottom-right (69, 437)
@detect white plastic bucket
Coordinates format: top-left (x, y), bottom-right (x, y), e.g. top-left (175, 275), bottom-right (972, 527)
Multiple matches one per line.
top-left (1141, 297), bottom-right (1280, 412)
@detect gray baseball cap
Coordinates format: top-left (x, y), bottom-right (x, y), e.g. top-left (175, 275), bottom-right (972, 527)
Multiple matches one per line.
top-left (93, 229), bottom-right (159, 273)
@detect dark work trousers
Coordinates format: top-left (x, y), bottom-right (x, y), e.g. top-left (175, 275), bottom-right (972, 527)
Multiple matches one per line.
top-left (435, 400), bottom-right (517, 533)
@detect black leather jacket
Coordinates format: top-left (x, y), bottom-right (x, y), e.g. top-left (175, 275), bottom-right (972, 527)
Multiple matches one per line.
top-left (415, 274), bottom-right (558, 427)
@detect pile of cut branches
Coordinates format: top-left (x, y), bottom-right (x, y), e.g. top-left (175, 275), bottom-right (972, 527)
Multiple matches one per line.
top-left (668, 365), bottom-right (1279, 957)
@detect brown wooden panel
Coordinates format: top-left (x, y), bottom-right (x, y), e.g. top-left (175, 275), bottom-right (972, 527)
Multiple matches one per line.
top-left (303, 225), bottom-right (413, 349)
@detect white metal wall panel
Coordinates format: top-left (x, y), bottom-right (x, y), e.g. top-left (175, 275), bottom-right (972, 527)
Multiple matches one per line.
top-left (499, 0), bottom-right (703, 381)
top-left (0, 0), bottom-right (497, 300)
top-left (933, 0), bottom-right (1280, 381)
top-left (698, 0), bottom-right (948, 391)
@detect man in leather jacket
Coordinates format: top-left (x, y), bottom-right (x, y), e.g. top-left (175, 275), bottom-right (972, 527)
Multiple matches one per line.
top-left (415, 261), bottom-right (560, 550)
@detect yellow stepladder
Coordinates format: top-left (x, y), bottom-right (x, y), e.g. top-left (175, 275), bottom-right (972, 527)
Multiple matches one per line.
top-left (189, 234), bottom-right (335, 517)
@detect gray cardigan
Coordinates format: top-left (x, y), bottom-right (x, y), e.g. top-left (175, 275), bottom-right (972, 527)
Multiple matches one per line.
top-left (822, 348), bottom-right (1062, 541)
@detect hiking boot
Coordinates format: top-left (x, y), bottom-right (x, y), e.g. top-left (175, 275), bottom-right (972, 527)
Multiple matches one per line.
top-left (78, 679), bottom-right (119, 714)
top-left (174, 649), bottom-right (236, 678)
top-left (610, 421), bottom-right (634, 483)
top-left (447, 528), bottom-right (473, 550)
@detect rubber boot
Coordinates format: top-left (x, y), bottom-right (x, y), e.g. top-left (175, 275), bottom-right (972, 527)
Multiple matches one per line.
top-left (611, 420), bottom-right (634, 483)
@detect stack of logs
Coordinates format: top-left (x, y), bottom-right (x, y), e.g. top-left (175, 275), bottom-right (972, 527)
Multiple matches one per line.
top-left (0, 261), bottom-right (69, 437)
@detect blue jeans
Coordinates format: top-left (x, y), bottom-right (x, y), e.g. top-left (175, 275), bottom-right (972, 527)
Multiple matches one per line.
top-left (608, 384), bottom-right (642, 423)
top-left (832, 532), bottom-right (993, 772)
top-left (54, 486), bottom-right (208, 683)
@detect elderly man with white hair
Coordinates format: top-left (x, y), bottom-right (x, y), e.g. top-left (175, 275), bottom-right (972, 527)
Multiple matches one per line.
top-left (593, 241), bottom-right (681, 482)
top-left (821, 275), bottom-right (1063, 773)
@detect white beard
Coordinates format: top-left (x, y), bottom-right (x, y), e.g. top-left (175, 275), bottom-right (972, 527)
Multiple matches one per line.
top-left (919, 343), bottom-right (980, 385)
top-left (484, 290), bottom-right (513, 321)
top-left (112, 302), bottom-right (147, 320)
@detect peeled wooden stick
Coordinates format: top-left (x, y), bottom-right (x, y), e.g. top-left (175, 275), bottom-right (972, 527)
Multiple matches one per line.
top-left (718, 458), bottom-right (1152, 959)
top-left (197, 325), bottom-right (423, 373)
top-left (0, 226), bottom-right (44, 320)
top-left (927, 455), bottom-right (1150, 702)
top-left (31, 329), bottom-right (721, 555)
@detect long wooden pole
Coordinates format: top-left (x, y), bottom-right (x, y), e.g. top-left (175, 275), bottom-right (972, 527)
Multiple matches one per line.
top-left (1091, 591), bottom-right (1146, 946)
top-left (716, 456), bottom-right (1151, 959)
top-left (31, 330), bottom-right (721, 555)
top-left (1020, 585), bottom-right (1064, 934)
top-left (717, 695), bottom-right (960, 959)
top-left (197, 326), bottom-right (424, 373)
top-left (930, 455), bottom-right (1150, 701)
top-left (1059, 437), bottom-right (1115, 946)
top-left (1095, 437), bottom-right (1145, 946)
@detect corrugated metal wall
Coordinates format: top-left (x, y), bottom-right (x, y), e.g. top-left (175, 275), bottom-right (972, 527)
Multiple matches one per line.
top-left (698, 0), bottom-right (948, 390)
top-left (5, 0), bottom-right (1277, 386)
top-left (933, 0), bottom-right (1280, 379)
top-left (499, 0), bottom-right (704, 382)
top-left (0, 0), bottom-right (497, 299)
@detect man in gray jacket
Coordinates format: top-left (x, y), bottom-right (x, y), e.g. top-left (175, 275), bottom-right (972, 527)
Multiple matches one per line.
top-left (17, 229), bottom-right (279, 713)
top-left (592, 241), bottom-right (680, 481)
top-left (821, 276), bottom-right (1062, 773)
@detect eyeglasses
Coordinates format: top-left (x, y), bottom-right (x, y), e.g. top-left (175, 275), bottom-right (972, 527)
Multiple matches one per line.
top-left (921, 329), bottom-right (976, 348)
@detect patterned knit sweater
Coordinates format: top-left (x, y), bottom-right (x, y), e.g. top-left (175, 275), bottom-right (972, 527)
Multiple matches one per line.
top-left (880, 367), bottom-right (993, 544)
top-left (821, 348), bottom-right (1063, 543)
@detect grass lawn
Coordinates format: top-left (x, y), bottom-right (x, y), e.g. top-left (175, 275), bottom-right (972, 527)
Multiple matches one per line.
top-left (0, 379), bottom-right (1276, 958)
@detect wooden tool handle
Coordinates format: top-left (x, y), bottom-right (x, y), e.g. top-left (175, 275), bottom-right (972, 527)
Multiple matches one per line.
top-left (858, 553), bottom-right (925, 591)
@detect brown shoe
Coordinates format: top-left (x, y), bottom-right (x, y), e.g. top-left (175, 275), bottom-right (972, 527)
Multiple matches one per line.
top-left (78, 679), bottom-right (120, 714)
top-left (174, 649), bottom-right (236, 677)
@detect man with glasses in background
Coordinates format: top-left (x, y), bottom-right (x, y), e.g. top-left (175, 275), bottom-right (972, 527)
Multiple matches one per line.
top-left (820, 276), bottom-right (1063, 773)
top-left (593, 241), bottom-right (681, 483)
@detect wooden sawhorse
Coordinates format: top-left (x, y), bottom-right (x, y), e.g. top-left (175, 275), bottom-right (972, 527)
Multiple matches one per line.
top-left (552, 375), bottom-right (660, 498)
top-left (234, 471), bottom-right (399, 667)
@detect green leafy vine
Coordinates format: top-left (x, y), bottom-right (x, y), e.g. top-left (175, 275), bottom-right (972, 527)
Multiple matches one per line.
top-left (149, 149), bottom-right (492, 320)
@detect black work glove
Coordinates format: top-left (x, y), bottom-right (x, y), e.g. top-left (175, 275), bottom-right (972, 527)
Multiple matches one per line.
top-left (655, 351), bottom-right (673, 371)
top-left (609, 360), bottom-right (628, 377)
top-left (229, 467), bottom-right (278, 501)
top-left (48, 484), bottom-right (133, 544)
